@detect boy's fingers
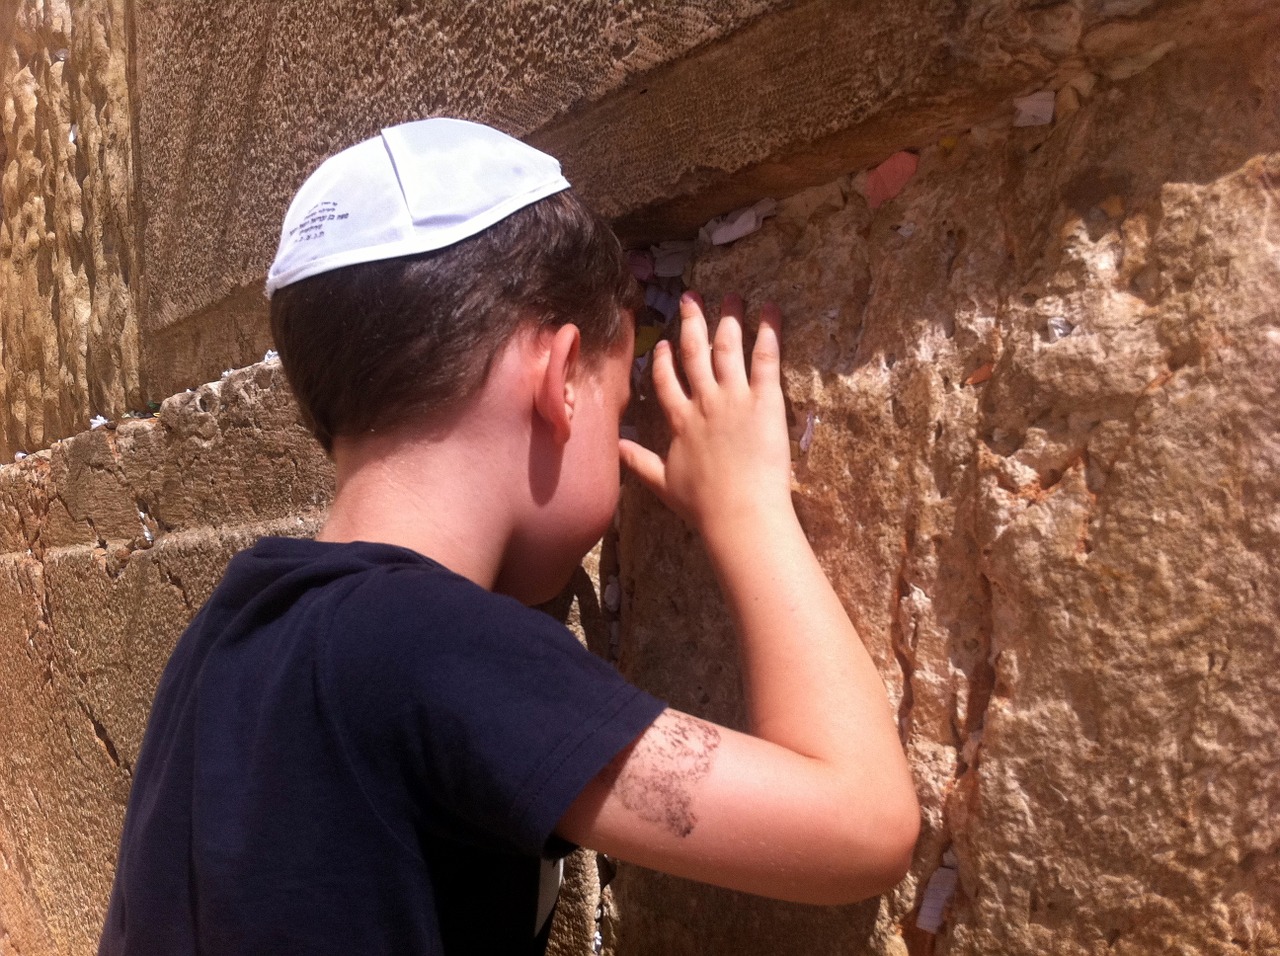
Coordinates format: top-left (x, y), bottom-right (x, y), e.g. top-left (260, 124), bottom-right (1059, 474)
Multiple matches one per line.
top-left (650, 339), bottom-right (690, 411)
top-left (618, 439), bottom-right (668, 500)
top-left (678, 292), bottom-right (716, 395)
top-left (750, 302), bottom-right (783, 393)
top-left (712, 294), bottom-right (748, 387)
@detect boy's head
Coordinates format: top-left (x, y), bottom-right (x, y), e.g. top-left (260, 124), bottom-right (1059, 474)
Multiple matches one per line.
top-left (266, 118), bottom-right (639, 454)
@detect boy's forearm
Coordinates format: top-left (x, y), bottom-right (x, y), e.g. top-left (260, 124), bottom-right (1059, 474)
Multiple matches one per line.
top-left (702, 503), bottom-right (910, 785)
top-left (598, 293), bottom-right (918, 895)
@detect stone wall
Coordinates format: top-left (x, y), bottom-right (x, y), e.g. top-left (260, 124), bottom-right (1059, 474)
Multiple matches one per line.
top-left (1, 0), bottom-right (140, 462)
top-left (614, 27), bottom-right (1280, 956)
top-left (2, 0), bottom-right (1279, 953)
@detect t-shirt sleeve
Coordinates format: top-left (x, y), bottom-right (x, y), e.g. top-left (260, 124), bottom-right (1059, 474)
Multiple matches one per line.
top-left (320, 564), bottom-right (666, 859)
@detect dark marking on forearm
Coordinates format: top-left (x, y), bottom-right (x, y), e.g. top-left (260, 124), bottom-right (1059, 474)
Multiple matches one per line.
top-left (613, 712), bottom-right (720, 838)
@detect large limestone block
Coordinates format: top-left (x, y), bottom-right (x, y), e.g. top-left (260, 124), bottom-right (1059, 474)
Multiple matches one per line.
top-left (131, 0), bottom-right (793, 398)
top-left (537, 0), bottom-right (1276, 240)
top-left (0, 0), bottom-right (140, 461)
top-left (613, 30), bottom-right (1280, 956)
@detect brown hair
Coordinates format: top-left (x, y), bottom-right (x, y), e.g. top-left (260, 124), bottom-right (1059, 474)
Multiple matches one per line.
top-left (269, 190), bottom-right (640, 453)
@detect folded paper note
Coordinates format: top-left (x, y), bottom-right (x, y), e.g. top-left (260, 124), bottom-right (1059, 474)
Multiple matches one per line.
top-left (864, 152), bottom-right (919, 210)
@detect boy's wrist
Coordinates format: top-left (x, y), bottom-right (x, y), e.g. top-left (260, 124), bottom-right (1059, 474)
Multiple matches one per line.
top-left (697, 495), bottom-right (803, 561)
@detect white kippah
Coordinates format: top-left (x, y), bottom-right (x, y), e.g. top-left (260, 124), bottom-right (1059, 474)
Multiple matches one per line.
top-left (265, 117), bottom-right (571, 296)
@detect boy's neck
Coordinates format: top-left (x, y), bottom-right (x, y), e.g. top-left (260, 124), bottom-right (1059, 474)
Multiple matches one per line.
top-left (317, 417), bottom-right (522, 595)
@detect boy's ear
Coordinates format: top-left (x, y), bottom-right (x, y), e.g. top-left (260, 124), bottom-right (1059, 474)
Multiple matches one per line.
top-left (533, 323), bottom-right (582, 445)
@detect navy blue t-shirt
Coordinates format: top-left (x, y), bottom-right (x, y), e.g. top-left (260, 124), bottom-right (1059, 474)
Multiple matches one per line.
top-left (98, 537), bottom-right (664, 955)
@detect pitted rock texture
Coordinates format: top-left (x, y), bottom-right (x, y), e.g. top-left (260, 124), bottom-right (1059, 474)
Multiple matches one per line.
top-left (614, 30), bottom-right (1280, 956)
top-left (132, 0), bottom-right (790, 398)
top-left (1, 0), bottom-right (140, 461)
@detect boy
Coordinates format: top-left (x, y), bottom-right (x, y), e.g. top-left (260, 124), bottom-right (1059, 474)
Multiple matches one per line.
top-left (99, 118), bottom-right (918, 954)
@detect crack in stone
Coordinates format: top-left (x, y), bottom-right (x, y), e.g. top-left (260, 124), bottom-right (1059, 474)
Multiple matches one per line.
top-left (890, 547), bottom-right (916, 746)
top-left (32, 562), bottom-right (55, 648)
top-left (19, 542), bottom-right (133, 780)
top-left (963, 572), bottom-right (998, 741)
top-left (162, 565), bottom-right (196, 615)
top-left (83, 514), bottom-right (108, 551)
top-left (917, 463), bottom-right (1012, 944)
top-left (908, 483), bottom-right (1001, 947)
top-left (76, 698), bottom-right (130, 777)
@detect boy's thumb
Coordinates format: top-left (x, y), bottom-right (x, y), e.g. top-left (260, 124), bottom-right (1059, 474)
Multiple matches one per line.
top-left (618, 439), bottom-right (667, 500)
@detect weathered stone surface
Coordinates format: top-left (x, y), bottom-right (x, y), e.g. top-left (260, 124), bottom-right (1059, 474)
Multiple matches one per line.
top-left (613, 27), bottom-right (1280, 956)
top-left (538, 0), bottom-right (1275, 242)
top-left (0, 0), bottom-right (140, 460)
top-left (13, 0), bottom-right (1267, 452)
top-left (131, 0), bottom-right (791, 398)
top-left (4, 356), bottom-right (332, 552)
top-left (548, 849), bottom-right (605, 956)
top-left (125, 360), bottom-right (334, 534)
top-left (129, 0), bottom-right (1278, 407)
top-left (541, 546), bottom-right (617, 956)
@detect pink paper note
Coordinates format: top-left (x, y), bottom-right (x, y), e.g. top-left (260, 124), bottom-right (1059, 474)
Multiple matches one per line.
top-left (865, 151), bottom-right (919, 210)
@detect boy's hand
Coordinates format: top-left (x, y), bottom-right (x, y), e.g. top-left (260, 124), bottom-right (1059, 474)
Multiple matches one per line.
top-left (620, 292), bottom-right (793, 535)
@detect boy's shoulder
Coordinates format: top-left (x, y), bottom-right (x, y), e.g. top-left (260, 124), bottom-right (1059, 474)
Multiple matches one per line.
top-left (221, 536), bottom-right (596, 685)
top-left (228, 535), bottom-right (563, 638)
